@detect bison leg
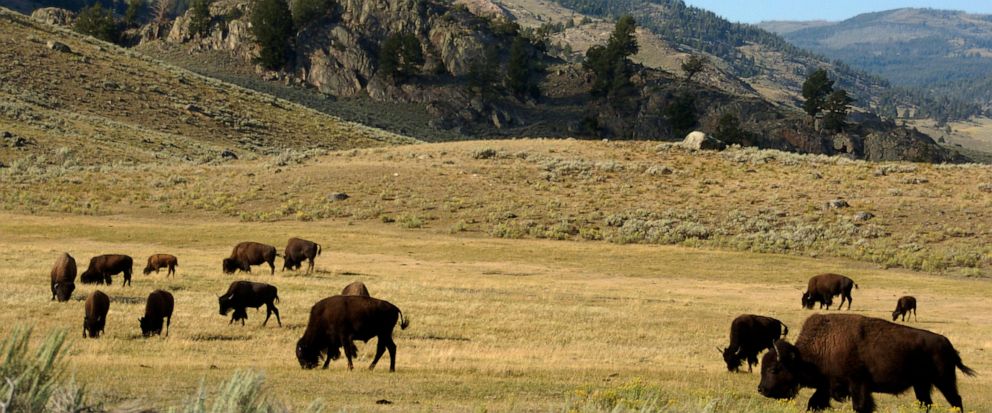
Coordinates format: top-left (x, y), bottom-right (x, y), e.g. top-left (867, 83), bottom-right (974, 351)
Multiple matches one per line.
top-left (370, 339), bottom-right (386, 371)
top-left (913, 383), bottom-right (933, 410)
top-left (165, 316), bottom-right (171, 337)
top-left (850, 383), bottom-right (875, 413)
top-left (342, 336), bottom-right (355, 370)
top-left (268, 259), bottom-right (275, 275)
top-left (263, 303), bottom-right (281, 327)
top-left (307, 257), bottom-right (314, 274)
top-left (845, 294), bottom-right (853, 310)
top-left (806, 387), bottom-right (831, 411)
top-left (322, 348), bottom-right (332, 369)
top-left (934, 378), bottom-right (963, 412)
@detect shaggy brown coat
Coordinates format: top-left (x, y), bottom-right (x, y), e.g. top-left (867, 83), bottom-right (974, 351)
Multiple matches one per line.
top-left (341, 281), bottom-right (370, 297)
top-left (296, 295), bottom-right (409, 372)
top-left (758, 314), bottom-right (975, 413)
top-left (80, 254), bottom-right (133, 287)
top-left (50, 252), bottom-right (77, 302)
top-left (892, 296), bottom-right (918, 322)
top-left (223, 242), bottom-right (277, 275)
top-left (720, 314), bottom-right (788, 372)
top-left (83, 290), bottom-right (110, 338)
top-left (218, 280), bottom-right (281, 326)
top-left (144, 254), bottom-right (178, 277)
top-left (802, 273), bottom-right (858, 310)
top-left (283, 237), bottom-right (321, 273)
top-left (140, 290), bottom-right (174, 337)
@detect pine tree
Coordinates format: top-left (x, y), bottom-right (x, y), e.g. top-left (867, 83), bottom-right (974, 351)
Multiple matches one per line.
top-left (468, 46), bottom-right (500, 103)
top-left (251, 0), bottom-right (295, 70)
top-left (665, 93), bottom-right (697, 138)
top-left (584, 15), bottom-right (638, 99)
top-left (823, 89), bottom-right (854, 132)
top-left (75, 2), bottom-right (119, 43)
top-left (188, 0), bottom-right (212, 38)
top-left (505, 36), bottom-right (541, 99)
top-left (681, 54), bottom-right (707, 83)
top-left (124, 0), bottom-right (143, 27)
top-left (802, 68), bottom-right (834, 118)
top-left (379, 33), bottom-right (424, 84)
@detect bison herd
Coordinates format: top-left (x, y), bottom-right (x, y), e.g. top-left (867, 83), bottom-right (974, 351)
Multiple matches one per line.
top-left (47, 237), bottom-right (409, 373)
top-left (723, 272), bottom-right (976, 413)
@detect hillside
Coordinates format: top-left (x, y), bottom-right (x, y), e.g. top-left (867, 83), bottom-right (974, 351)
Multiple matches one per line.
top-left (0, 7), bottom-right (412, 168)
top-left (759, 8), bottom-right (992, 116)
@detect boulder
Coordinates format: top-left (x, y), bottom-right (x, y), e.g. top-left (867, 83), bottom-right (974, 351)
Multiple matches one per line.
top-left (854, 212), bottom-right (874, 221)
top-left (681, 131), bottom-right (726, 151)
top-left (31, 8), bottom-right (76, 27)
top-left (46, 41), bottom-right (72, 53)
top-left (328, 192), bottom-right (350, 201)
top-left (220, 149), bottom-right (238, 160)
top-left (827, 199), bottom-right (850, 209)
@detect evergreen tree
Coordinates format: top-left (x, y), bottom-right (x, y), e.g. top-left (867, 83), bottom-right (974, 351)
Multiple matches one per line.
top-left (713, 112), bottom-right (751, 146)
top-left (665, 93), bottom-right (697, 138)
top-left (681, 54), bottom-right (707, 83)
top-left (468, 46), bottom-right (500, 103)
top-left (124, 0), bottom-right (143, 27)
top-left (802, 68), bottom-right (834, 118)
top-left (251, 0), bottom-right (295, 70)
top-left (379, 33), bottom-right (424, 84)
top-left (290, 0), bottom-right (332, 29)
top-left (823, 89), bottom-right (854, 132)
top-left (75, 2), bottom-right (119, 43)
top-left (188, 0), bottom-right (212, 38)
top-left (584, 15), bottom-right (638, 98)
top-left (505, 36), bottom-right (541, 99)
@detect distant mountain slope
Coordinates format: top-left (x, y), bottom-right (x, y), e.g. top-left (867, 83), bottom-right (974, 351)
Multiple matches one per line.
top-left (0, 8), bottom-right (411, 167)
top-left (760, 8), bottom-right (992, 115)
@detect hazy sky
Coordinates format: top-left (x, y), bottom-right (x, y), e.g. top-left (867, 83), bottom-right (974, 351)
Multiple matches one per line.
top-left (681, 0), bottom-right (992, 23)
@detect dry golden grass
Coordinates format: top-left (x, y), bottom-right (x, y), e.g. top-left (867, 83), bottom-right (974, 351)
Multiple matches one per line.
top-left (0, 211), bottom-right (989, 412)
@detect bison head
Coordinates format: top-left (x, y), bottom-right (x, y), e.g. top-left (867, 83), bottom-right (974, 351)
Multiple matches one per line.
top-left (296, 338), bottom-right (320, 369)
top-left (891, 310), bottom-right (901, 321)
top-left (720, 346), bottom-right (742, 372)
top-left (222, 258), bottom-right (238, 274)
top-left (758, 340), bottom-right (801, 400)
top-left (138, 316), bottom-right (160, 337)
top-left (143, 265), bottom-right (154, 275)
top-left (282, 257), bottom-right (297, 271)
top-left (218, 294), bottom-right (234, 316)
top-left (801, 292), bottom-right (814, 309)
top-left (84, 316), bottom-right (103, 338)
top-left (53, 282), bottom-right (75, 302)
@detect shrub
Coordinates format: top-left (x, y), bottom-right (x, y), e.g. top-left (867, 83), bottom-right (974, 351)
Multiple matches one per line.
top-left (75, 3), bottom-right (119, 43)
top-left (251, 0), bottom-right (295, 69)
top-left (0, 326), bottom-right (90, 413)
top-left (188, 0), bottom-right (212, 38)
top-left (290, 0), bottom-right (332, 28)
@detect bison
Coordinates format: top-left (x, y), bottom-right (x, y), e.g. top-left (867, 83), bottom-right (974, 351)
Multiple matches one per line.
top-left (720, 314), bottom-right (788, 372)
top-left (892, 296), bottom-right (917, 322)
top-left (283, 237), bottom-right (321, 273)
top-left (296, 295), bottom-right (409, 372)
top-left (802, 273), bottom-right (858, 310)
top-left (143, 254), bottom-right (178, 277)
top-left (223, 242), bottom-right (277, 275)
top-left (50, 252), bottom-right (77, 302)
top-left (83, 290), bottom-right (110, 338)
top-left (80, 254), bottom-right (133, 287)
top-left (218, 280), bottom-right (281, 326)
top-left (139, 290), bottom-right (174, 337)
top-left (341, 281), bottom-right (370, 297)
top-left (758, 314), bottom-right (975, 413)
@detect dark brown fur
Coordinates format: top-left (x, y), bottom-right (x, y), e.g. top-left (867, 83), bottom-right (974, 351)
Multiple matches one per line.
top-left (758, 314), bottom-right (975, 413)
top-left (139, 290), bottom-right (174, 337)
top-left (892, 296), bottom-right (917, 322)
top-left (341, 281), bottom-right (370, 297)
top-left (80, 254), bottom-right (133, 287)
top-left (223, 242), bottom-right (277, 275)
top-left (283, 237), bottom-right (321, 273)
top-left (802, 273), bottom-right (858, 310)
top-left (83, 290), bottom-right (110, 338)
top-left (296, 295), bottom-right (409, 372)
top-left (218, 281), bottom-right (281, 326)
top-left (720, 314), bottom-right (788, 372)
top-left (144, 254), bottom-right (178, 277)
top-left (50, 252), bottom-right (76, 302)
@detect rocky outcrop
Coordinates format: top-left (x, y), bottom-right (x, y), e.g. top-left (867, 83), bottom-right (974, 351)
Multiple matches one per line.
top-left (453, 0), bottom-right (513, 21)
top-left (681, 131), bottom-right (726, 151)
top-left (31, 7), bottom-right (76, 27)
top-left (166, 0), bottom-right (256, 59)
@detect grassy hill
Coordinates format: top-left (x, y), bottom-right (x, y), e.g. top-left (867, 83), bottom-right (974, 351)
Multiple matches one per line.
top-left (0, 7), bottom-right (413, 169)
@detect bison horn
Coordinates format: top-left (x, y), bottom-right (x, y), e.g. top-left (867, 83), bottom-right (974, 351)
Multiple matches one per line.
top-left (715, 346), bottom-right (723, 354)
top-left (771, 342), bottom-right (780, 361)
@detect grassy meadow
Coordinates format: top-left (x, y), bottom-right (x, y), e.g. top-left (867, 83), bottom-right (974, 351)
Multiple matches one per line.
top-left (1, 211), bottom-right (990, 412)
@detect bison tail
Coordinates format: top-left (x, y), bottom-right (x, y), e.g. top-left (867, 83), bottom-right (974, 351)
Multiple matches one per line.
top-left (317, 244), bottom-right (322, 257)
top-left (958, 356), bottom-right (978, 377)
top-left (854, 283), bottom-right (859, 289)
top-left (781, 322), bottom-right (789, 338)
top-left (399, 311), bottom-right (410, 330)
top-left (275, 293), bottom-right (280, 304)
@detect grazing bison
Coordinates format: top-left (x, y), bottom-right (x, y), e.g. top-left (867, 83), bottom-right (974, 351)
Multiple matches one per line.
top-left (50, 252), bottom-right (77, 302)
top-left (80, 254), bottom-right (133, 287)
top-left (802, 273), bottom-right (858, 310)
top-left (720, 314), bottom-right (788, 372)
top-left (758, 314), bottom-right (975, 413)
top-left (283, 237), bottom-right (321, 273)
top-left (218, 281), bottom-right (281, 326)
top-left (341, 281), bottom-right (370, 297)
top-left (223, 242), bottom-right (277, 275)
top-left (892, 296), bottom-right (917, 322)
top-left (139, 290), bottom-right (174, 337)
top-left (143, 254), bottom-right (178, 277)
top-left (83, 290), bottom-right (110, 338)
top-left (296, 295), bottom-right (410, 372)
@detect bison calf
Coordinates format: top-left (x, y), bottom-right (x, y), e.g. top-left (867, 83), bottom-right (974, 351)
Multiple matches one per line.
top-left (892, 296), bottom-right (917, 322)
top-left (802, 273), bottom-right (858, 310)
top-left (223, 242), bottom-right (277, 275)
top-left (218, 281), bottom-right (281, 327)
top-left (758, 314), bottom-right (975, 413)
top-left (81, 254), bottom-right (133, 287)
top-left (720, 314), bottom-right (788, 372)
top-left (140, 290), bottom-right (174, 337)
top-left (341, 281), bottom-right (370, 297)
top-left (283, 237), bottom-right (321, 274)
top-left (50, 252), bottom-right (77, 302)
top-left (144, 254), bottom-right (178, 277)
top-left (83, 290), bottom-right (110, 338)
top-left (296, 295), bottom-right (409, 372)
